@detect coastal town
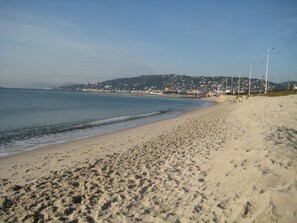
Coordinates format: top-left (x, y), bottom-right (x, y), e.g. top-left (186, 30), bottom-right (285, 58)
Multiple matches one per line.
top-left (59, 74), bottom-right (295, 97)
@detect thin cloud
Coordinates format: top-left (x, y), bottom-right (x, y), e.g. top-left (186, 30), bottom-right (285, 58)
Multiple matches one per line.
top-left (0, 10), bottom-right (154, 87)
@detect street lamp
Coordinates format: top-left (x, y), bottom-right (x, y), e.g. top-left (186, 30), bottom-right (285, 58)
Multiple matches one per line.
top-left (249, 62), bottom-right (255, 95)
top-left (224, 79), bottom-right (227, 94)
top-left (265, 47), bottom-right (274, 94)
top-left (231, 76), bottom-right (234, 94)
top-left (238, 70), bottom-right (242, 95)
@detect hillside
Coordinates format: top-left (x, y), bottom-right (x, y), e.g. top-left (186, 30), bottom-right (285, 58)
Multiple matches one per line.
top-left (59, 74), bottom-right (287, 94)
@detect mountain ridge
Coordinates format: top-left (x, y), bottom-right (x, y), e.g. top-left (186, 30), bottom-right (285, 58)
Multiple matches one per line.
top-left (59, 74), bottom-right (290, 93)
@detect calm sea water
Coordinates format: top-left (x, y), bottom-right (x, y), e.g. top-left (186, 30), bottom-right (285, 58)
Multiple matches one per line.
top-left (0, 88), bottom-right (212, 157)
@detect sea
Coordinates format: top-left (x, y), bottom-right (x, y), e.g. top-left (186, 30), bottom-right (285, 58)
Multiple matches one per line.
top-left (0, 88), bottom-right (213, 157)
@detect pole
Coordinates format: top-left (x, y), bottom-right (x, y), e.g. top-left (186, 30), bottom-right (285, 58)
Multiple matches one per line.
top-left (231, 76), bottom-right (233, 94)
top-left (265, 48), bottom-right (273, 94)
top-left (225, 78), bottom-right (228, 93)
top-left (238, 70), bottom-right (241, 95)
top-left (288, 76), bottom-right (290, 90)
top-left (248, 62), bottom-right (255, 95)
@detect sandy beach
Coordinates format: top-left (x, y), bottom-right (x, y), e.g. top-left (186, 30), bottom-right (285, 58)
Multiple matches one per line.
top-left (1, 95), bottom-right (297, 223)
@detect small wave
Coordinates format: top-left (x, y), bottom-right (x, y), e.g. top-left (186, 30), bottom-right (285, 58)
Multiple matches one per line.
top-left (75, 111), bottom-right (164, 129)
top-left (0, 111), bottom-right (166, 147)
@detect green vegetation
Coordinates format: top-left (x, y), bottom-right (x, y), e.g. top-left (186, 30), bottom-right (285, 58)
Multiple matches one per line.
top-left (265, 90), bottom-right (297, 97)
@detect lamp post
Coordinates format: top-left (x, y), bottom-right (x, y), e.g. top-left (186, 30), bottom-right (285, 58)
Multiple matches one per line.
top-left (238, 70), bottom-right (242, 95)
top-left (287, 76), bottom-right (291, 90)
top-left (231, 76), bottom-right (234, 95)
top-left (265, 47), bottom-right (274, 94)
top-left (248, 62), bottom-right (255, 95)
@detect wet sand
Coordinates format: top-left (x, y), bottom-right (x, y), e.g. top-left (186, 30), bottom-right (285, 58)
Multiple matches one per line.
top-left (1, 95), bottom-right (297, 222)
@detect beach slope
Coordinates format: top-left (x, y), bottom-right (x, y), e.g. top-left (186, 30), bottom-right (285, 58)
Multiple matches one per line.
top-left (1, 95), bottom-right (297, 222)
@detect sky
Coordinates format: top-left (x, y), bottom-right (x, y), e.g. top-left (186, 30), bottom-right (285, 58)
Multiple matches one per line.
top-left (0, 0), bottom-right (297, 88)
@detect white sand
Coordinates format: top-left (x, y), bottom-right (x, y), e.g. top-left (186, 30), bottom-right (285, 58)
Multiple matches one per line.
top-left (1, 95), bottom-right (297, 222)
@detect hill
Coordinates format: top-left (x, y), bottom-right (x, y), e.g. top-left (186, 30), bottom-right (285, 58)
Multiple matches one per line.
top-left (59, 74), bottom-right (287, 94)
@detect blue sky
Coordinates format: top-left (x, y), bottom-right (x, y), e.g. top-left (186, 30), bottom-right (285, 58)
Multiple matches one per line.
top-left (0, 0), bottom-right (296, 87)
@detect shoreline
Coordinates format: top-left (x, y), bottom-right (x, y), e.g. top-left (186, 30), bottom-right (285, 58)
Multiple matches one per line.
top-left (0, 101), bottom-right (218, 184)
top-left (1, 95), bottom-right (296, 222)
top-left (0, 98), bottom-right (215, 159)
